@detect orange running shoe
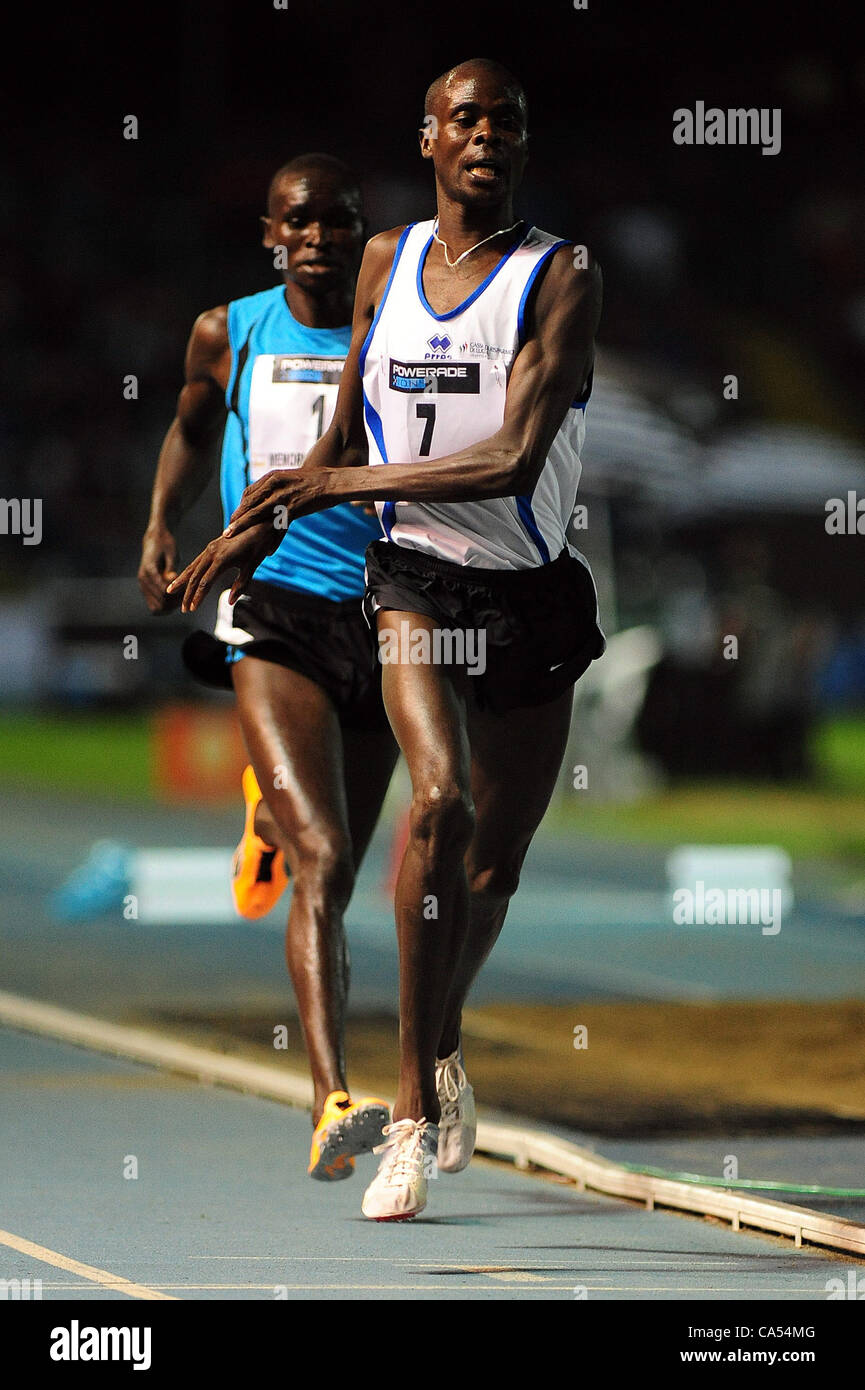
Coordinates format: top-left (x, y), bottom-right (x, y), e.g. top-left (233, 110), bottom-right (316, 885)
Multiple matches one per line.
top-left (308, 1091), bottom-right (391, 1182)
top-left (231, 765), bottom-right (289, 919)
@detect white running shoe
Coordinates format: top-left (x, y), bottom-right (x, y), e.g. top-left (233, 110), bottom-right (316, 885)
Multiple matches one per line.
top-left (435, 1045), bottom-right (476, 1173)
top-left (361, 1118), bottom-right (440, 1221)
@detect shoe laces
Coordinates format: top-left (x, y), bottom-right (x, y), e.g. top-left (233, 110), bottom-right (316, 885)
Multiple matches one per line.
top-left (436, 1056), bottom-right (467, 1123)
top-left (372, 1119), bottom-right (429, 1184)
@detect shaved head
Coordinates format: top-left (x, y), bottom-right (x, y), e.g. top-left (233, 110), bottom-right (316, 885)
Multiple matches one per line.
top-left (266, 153), bottom-right (362, 216)
top-left (423, 58), bottom-right (527, 127)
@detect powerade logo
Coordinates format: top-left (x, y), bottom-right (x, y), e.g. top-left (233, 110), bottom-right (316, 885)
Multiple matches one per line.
top-left (271, 355), bottom-right (343, 384)
top-left (389, 360), bottom-right (480, 393)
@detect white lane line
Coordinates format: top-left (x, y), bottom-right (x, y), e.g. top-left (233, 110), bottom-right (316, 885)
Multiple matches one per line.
top-left (0, 1228), bottom-right (176, 1301)
top-left (189, 1256), bottom-right (774, 1267)
top-left (189, 1255), bottom-right (570, 1263)
top-left (21, 1281), bottom-right (564, 1292)
top-left (32, 1281), bottom-right (830, 1294)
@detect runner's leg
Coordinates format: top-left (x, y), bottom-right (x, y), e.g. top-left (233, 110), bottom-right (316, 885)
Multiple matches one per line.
top-left (438, 687), bottom-right (575, 1056)
top-left (232, 655), bottom-right (395, 1122)
top-left (340, 723), bottom-right (399, 869)
top-left (377, 610), bottom-right (475, 1124)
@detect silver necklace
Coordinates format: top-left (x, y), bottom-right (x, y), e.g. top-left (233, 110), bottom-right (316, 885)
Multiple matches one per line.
top-left (432, 217), bottom-right (522, 270)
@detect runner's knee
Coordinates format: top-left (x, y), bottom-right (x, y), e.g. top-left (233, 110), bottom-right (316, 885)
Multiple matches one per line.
top-left (291, 832), bottom-right (356, 909)
top-left (467, 851), bottom-right (525, 905)
top-left (409, 780), bottom-right (475, 856)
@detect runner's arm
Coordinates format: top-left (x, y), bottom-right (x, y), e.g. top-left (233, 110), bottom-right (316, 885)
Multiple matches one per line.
top-left (138, 307), bottom-right (229, 613)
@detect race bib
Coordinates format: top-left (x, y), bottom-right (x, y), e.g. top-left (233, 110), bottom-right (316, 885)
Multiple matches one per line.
top-left (247, 354), bottom-right (344, 481)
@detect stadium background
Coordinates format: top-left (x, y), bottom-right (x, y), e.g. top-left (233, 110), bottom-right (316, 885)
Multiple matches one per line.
top-left (2, 0), bottom-right (865, 1154)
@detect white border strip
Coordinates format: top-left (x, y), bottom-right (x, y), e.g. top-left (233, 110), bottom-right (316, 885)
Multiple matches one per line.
top-left (0, 989), bottom-right (312, 1107)
top-left (474, 1122), bottom-right (865, 1257)
top-left (2, 989), bottom-right (863, 1259)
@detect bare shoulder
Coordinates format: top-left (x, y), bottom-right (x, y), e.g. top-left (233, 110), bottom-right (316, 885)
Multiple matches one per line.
top-left (189, 305), bottom-right (229, 356)
top-left (531, 242), bottom-right (603, 339)
top-left (365, 225), bottom-right (410, 258)
top-left (185, 305), bottom-right (230, 384)
top-left (354, 227), bottom-right (410, 318)
top-left (360, 225), bottom-right (409, 280)
top-left (542, 242), bottom-right (602, 299)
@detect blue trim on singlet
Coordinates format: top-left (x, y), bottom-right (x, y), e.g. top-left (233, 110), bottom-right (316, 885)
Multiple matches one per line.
top-left (362, 389), bottom-right (395, 540)
top-left (571, 363), bottom-right (594, 410)
top-left (416, 222), bottom-right (528, 322)
top-left (358, 224), bottom-right (414, 376)
top-left (362, 388), bottom-right (388, 463)
top-left (359, 225), bottom-right (412, 545)
top-left (515, 495), bottom-right (551, 565)
top-left (516, 239), bottom-right (567, 348)
top-left (512, 238), bottom-right (582, 564)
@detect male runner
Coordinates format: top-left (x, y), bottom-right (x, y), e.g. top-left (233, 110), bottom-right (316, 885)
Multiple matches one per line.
top-left (139, 154), bottom-right (396, 1181)
top-left (170, 61), bottom-right (605, 1220)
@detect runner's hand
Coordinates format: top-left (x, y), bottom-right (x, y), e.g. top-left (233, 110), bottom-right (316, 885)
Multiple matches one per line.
top-left (138, 524), bottom-right (181, 614)
top-left (223, 467), bottom-right (323, 537)
top-left (166, 521), bottom-right (278, 613)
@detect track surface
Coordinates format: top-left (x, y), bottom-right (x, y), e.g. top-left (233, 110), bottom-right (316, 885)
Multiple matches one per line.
top-left (0, 1028), bottom-right (848, 1302)
top-left (2, 790), bottom-right (864, 1298)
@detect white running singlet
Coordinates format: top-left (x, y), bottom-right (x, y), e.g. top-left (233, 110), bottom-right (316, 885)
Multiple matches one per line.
top-left (359, 220), bottom-right (591, 569)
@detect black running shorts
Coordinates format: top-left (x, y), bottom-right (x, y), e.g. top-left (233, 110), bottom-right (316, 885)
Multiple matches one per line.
top-left (182, 579), bottom-right (388, 733)
top-left (362, 540), bottom-right (606, 715)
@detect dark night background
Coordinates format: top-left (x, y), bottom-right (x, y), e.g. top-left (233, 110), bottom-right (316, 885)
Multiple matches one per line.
top-left (2, 0), bottom-right (864, 755)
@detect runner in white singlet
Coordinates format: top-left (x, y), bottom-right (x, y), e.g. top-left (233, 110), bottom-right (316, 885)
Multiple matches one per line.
top-left (171, 60), bottom-right (605, 1223)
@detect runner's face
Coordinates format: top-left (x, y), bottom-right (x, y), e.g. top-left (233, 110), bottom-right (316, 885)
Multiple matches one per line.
top-left (262, 173), bottom-right (364, 294)
top-left (423, 72), bottom-right (528, 207)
